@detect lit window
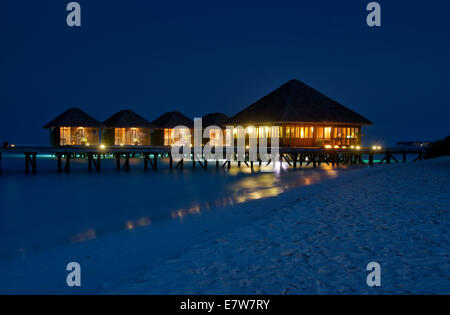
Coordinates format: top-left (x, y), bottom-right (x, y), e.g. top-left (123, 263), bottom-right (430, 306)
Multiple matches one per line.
top-left (317, 127), bottom-right (324, 139)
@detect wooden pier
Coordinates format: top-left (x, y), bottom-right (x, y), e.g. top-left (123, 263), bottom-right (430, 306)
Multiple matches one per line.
top-left (0, 146), bottom-right (426, 174)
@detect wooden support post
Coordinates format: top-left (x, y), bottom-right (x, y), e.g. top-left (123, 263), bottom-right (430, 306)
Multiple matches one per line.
top-left (144, 154), bottom-right (149, 170)
top-left (216, 160), bottom-right (219, 168)
top-left (313, 154), bottom-right (317, 168)
top-left (169, 153), bottom-right (173, 169)
top-left (419, 152), bottom-right (423, 160)
top-left (124, 153), bottom-right (130, 171)
top-left (25, 153), bottom-right (37, 174)
top-left (32, 154), bottom-right (37, 173)
top-left (25, 154), bottom-right (29, 173)
top-left (369, 152), bottom-right (374, 165)
top-left (88, 153), bottom-right (93, 172)
top-left (116, 154), bottom-right (121, 171)
top-left (403, 152), bottom-right (407, 163)
top-left (391, 155), bottom-right (399, 164)
top-left (193, 160), bottom-right (196, 169)
top-left (64, 153), bottom-right (71, 173)
top-left (293, 153), bottom-right (297, 169)
top-left (97, 154), bottom-right (101, 172)
top-left (176, 159), bottom-right (184, 170)
top-left (153, 154), bottom-right (158, 170)
top-left (204, 159), bottom-right (208, 169)
top-left (386, 152), bottom-right (391, 164)
top-left (57, 153), bottom-right (62, 172)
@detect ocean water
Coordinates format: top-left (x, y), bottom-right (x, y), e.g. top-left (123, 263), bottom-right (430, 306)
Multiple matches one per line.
top-left (0, 155), bottom-right (359, 293)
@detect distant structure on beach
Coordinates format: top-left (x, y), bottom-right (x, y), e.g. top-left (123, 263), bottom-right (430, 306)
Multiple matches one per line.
top-left (226, 80), bottom-right (372, 148)
top-left (103, 110), bottom-right (155, 146)
top-left (152, 111), bottom-right (194, 146)
top-left (44, 108), bottom-right (103, 146)
top-left (397, 141), bottom-right (432, 148)
top-left (43, 79), bottom-right (372, 148)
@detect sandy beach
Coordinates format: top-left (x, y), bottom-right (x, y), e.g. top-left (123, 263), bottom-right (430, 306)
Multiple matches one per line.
top-left (102, 157), bottom-right (450, 294)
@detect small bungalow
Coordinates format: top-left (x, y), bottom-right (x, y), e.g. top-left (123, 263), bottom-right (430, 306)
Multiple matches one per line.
top-left (152, 111), bottom-right (194, 146)
top-left (44, 108), bottom-right (103, 146)
top-left (103, 109), bottom-right (155, 146)
top-left (202, 113), bottom-right (230, 146)
top-left (226, 79), bottom-right (372, 148)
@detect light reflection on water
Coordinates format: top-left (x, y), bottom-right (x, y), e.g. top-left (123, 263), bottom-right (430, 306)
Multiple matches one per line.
top-left (0, 156), bottom-right (347, 256)
top-left (164, 163), bottom-right (339, 224)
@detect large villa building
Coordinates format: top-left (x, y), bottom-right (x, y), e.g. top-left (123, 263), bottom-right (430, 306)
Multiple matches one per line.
top-left (44, 79), bottom-right (372, 148)
top-left (226, 80), bottom-right (372, 148)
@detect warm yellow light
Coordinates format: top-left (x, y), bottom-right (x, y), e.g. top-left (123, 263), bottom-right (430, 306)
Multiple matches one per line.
top-left (246, 145), bottom-right (250, 149)
top-left (350, 145), bottom-right (355, 149)
top-left (11, 144), bottom-right (16, 148)
top-left (325, 145), bottom-right (332, 149)
top-left (372, 146), bottom-right (377, 150)
top-left (100, 144), bottom-right (106, 150)
top-left (334, 145), bottom-right (339, 149)
top-left (86, 143), bottom-right (90, 146)
top-left (342, 146), bottom-right (346, 149)
top-left (356, 146), bottom-right (361, 150)
top-left (377, 146), bottom-right (382, 150)
top-left (120, 143), bottom-right (124, 147)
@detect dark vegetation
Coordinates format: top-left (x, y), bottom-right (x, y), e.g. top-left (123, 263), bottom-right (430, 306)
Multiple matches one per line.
top-left (425, 136), bottom-right (450, 159)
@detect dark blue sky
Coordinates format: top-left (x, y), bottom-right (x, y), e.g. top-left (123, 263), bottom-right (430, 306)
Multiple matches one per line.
top-left (1, 0), bottom-right (449, 146)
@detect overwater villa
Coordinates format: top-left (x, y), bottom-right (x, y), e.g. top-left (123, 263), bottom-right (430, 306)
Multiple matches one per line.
top-left (202, 113), bottom-right (230, 146)
top-left (151, 111), bottom-right (194, 146)
top-left (44, 108), bottom-right (103, 146)
top-left (103, 110), bottom-right (155, 146)
top-left (43, 79), bottom-right (372, 148)
top-left (226, 79), bottom-right (372, 148)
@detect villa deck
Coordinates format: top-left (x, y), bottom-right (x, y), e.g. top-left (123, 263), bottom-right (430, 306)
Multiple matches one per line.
top-left (0, 146), bottom-right (426, 174)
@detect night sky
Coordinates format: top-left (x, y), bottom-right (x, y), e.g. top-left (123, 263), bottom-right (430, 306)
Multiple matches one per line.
top-left (1, 0), bottom-right (449, 146)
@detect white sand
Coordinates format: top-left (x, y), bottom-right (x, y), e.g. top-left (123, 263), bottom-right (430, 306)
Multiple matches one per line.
top-left (103, 157), bottom-right (450, 294)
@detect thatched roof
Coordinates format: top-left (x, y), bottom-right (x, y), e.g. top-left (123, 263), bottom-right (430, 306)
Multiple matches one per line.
top-left (44, 108), bottom-right (104, 128)
top-left (227, 79), bottom-right (372, 125)
top-left (152, 111), bottom-right (194, 128)
top-left (103, 109), bottom-right (156, 128)
top-left (202, 113), bottom-right (229, 127)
